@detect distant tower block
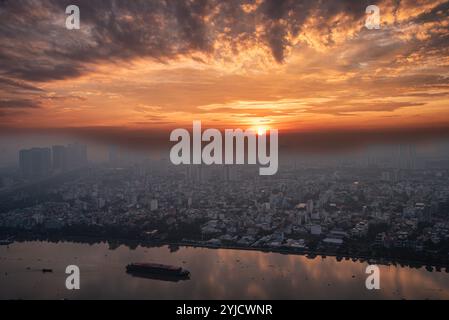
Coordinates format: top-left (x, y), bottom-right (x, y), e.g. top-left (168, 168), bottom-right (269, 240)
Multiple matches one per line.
top-left (150, 199), bottom-right (158, 211)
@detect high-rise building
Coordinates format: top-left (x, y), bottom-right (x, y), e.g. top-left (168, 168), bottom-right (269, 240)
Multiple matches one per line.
top-left (381, 171), bottom-right (391, 181)
top-left (398, 144), bottom-right (417, 170)
top-left (307, 199), bottom-right (314, 214)
top-left (19, 148), bottom-right (51, 178)
top-left (186, 165), bottom-right (203, 183)
top-left (19, 150), bottom-right (32, 177)
top-left (52, 145), bottom-right (67, 172)
top-left (150, 199), bottom-right (158, 211)
top-left (108, 145), bottom-right (119, 165)
top-left (223, 165), bottom-right (238, 182)
top-left (67, 143), bottom-right (88, 170)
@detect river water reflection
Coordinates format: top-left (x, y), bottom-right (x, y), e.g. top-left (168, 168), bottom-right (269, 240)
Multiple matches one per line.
top-left (1, 241), bottom-right (449, 299)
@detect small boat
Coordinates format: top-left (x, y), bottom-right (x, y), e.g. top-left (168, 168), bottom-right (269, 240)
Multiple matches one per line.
top-left (42, 268), bottom-right (53, 273)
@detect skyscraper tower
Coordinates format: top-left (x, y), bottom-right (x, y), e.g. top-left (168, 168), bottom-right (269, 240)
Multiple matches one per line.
top-left (398, 144), bottom-right (417, 170)
top-left (19, 148), bottom-right (51, 178)
top-left (67, 143), bottom-right (88, 170)
top-left (52, 145), bottom-right (67, 172)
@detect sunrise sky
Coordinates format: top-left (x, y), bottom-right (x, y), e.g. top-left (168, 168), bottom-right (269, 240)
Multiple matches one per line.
top-left (0, 0), bottom-right (448, 138)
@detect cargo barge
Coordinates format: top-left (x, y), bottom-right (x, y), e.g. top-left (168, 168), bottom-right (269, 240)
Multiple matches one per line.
top-left (126, 263), bottom-right (190, 281)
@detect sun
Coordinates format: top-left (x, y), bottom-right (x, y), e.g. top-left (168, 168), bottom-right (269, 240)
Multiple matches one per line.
top-left (248, 118), bottom-right (271, 136)
top-left (253, 126), bottom-right (269, 136)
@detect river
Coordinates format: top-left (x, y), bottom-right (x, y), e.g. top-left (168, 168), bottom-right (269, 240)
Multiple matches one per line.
top-left (1, 241), bottom-right (449, 299)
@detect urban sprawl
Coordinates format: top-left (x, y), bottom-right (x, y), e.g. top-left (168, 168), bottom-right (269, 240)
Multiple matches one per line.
top-left (1, 144), bottom-right (449, 270)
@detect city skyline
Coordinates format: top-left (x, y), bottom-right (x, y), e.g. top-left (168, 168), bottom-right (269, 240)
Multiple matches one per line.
top-left (18, 143), bottom-right (88, 178)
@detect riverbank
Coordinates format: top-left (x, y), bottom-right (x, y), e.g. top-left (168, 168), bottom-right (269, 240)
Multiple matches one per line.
top-left (3, 234), bottom-right (449, 272)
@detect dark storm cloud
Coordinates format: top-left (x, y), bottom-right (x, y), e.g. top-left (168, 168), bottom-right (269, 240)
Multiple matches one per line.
top-left (0, 77), bottom-right (44, 92)
top-left (0, 0), bottom-right (214, 82)
top-left (257, 0), bottom-right (370, 61)
top-left (413, 0), bottom-right (449, 23)
top-left (0, 0), bottom-right (447, 82)
top-left (0, 98), bottom-right (40, 109)
top-left (3, 0), bottom-right (439, 82)
top-left (5, 63), bottom-right (88, 82)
